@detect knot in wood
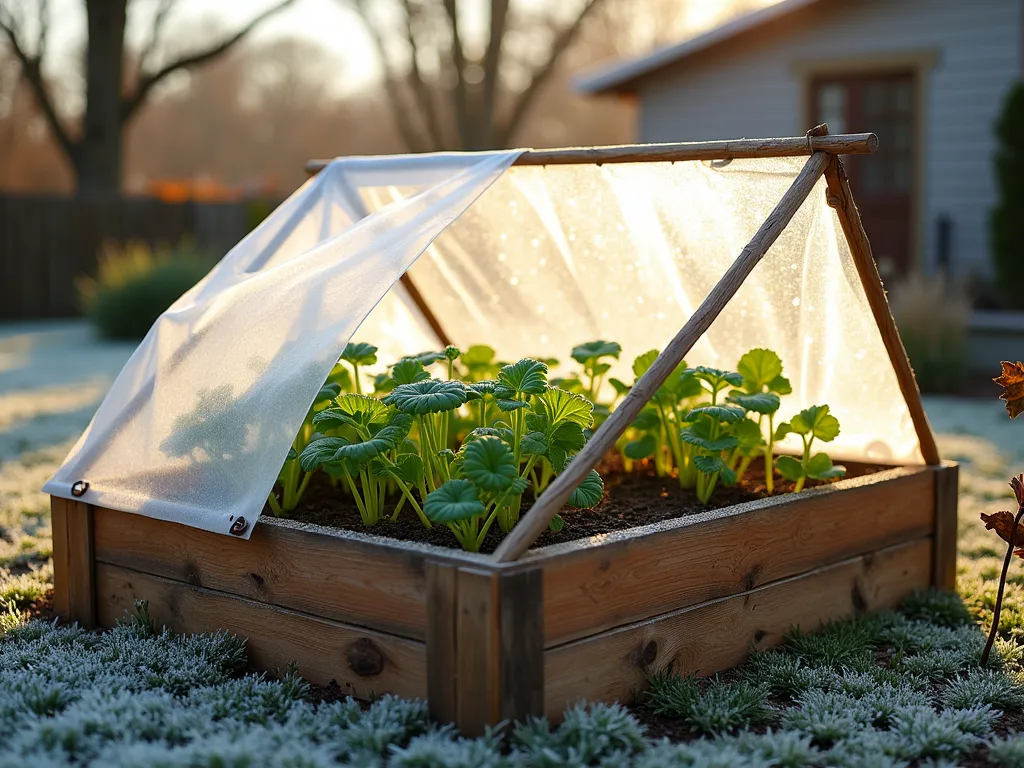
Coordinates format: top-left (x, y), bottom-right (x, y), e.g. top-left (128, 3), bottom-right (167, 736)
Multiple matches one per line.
top-left (348, 638), bottom-right (385, 677)
top-left (826, 193), bottom-right (842, 209)
top-left (640, 640), bottom-right (658, 668)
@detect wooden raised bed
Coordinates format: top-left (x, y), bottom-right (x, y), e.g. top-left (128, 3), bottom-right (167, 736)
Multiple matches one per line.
top-left (52, 459), bottom-right (956, 734)
top-left (51, 131), bottom-right (957, 735)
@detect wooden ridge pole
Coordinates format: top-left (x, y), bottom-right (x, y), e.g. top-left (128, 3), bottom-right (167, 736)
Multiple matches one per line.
top-left (823, 157), bottom-right (941, 465)
top-left (493, 150), bottom-right (833, 563)
top-left (305, 133), bottom-right (877, 175)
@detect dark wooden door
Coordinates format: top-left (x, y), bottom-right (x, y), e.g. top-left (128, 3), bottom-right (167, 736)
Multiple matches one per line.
top-left (811, 72), bottom-right (915, 277)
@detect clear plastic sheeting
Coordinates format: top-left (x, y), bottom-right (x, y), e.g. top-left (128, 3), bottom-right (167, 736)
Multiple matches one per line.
top-left (46, 152), bottom-right (923, 538)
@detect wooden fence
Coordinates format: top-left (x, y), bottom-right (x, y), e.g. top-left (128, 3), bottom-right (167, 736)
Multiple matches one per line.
top-left (0, 195), bottom-right (270, 319)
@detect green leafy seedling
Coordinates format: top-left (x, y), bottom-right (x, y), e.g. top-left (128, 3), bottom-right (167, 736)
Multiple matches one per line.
top-left (774, 404), bottom-right (846, 492)
top-left (729, 348), bottom-right (791, 493)
top-left (571, 340), bottom-right (622, 402)
top-left (339, 342), bottom-right (378, 395)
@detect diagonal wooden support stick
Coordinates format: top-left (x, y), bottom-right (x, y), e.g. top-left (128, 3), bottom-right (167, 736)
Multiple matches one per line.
top-left (823, 157), bottom-right (940, 465)
top-left (493, 150), bottom-right (833, 562)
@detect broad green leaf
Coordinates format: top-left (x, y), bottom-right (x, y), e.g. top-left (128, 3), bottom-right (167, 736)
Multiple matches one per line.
top-left (688, 367), bottom-right (744, 394)
top-left (774, 421), bottom-right (793, 441)
top-left (693, 454), bottom-right (728, 475)
top-left (548, 514), bottom-right (565, 533)
top-left (680, 421), bottom-right (739, 452)
top-left (609, 378), bottom-right (631, 397)
top-left (657, 364), bottom-right (702, 403)
top-left (632, 350), bottom-right (660, 378)
top-left (525, 412), bottom-right (548, 432)
top-left (548, 421), bottom-right (586, 454)
top-left (371, 453), bottom-right (423, 484)
top-left (789, 405), bottom-right (841, 442)
top-left (535, 387), bottom-right (594, 429)
top-left (392, 359), bottom-right (429, 386)
top-left (373, 373), bottom-right (396, 395)
top-left (464, 427), bottom-right (507, 444)
top-left (326, 365), bottom-right (353, 393)
top-left (462, 438), bottom-right (517, 492)
top-left (470, 379), bottom-right (497, 396)
top-left (462, 345), bottom-right (496, 366)
top-left (313, 393), bottom-right (391, 431)
top-left (522, 431), bottom-right (548, 456)
top-left (736, 348), bottom-right (783, 391)
top-left (727, 392), bottom-right (781, 415)
top-left (308, 415), bottom-right (411, 465)
top-left (299, 437), bottom-right (351, 471)
top-left (550, 376), bottom-right (585, 395)
top-left (384, 380), bottom-right (469, 414)
top-left (768, 374), bottom-right (793, 395)
top-left (732, 418), bottom-right (765, 452)
top-left (409, 350), bottom-right (446, 365)
top-left (340, 342), bottom-right (378, 367)
top-left (687, 404), bottom-right (746, 424)
top-left (571, 340), bottom-right (621, 365)
top-left (591, 362), bottom-right (612, 377)
top-left (569, 470), bottom-right (604, 508)
top-left (720, 465), bottom-right (737, 486)
top-left (548, 446), bottom-right (568, 472)
top-left (284, 447), bottom-right (298, 462)
top-left (424, 480), bottom-right (485, 522)
top-left (496, 398), bottom-right (531, 412)
top-left (775, 455), bottom-right (804, 481)
top-left (495, 358), bottom-right (548, 399)
top-left (624, 433), bottom-right (657, 460)
top-left (314, 382), bottom-right (341, 410)
top-left (632, 407), bottom-right (661, 432)
top-left (806, 453), bottom-right (846, 480)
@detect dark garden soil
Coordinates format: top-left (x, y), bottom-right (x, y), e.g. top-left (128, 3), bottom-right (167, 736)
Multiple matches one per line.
top-left (271, 456), bottom-right (887, 554)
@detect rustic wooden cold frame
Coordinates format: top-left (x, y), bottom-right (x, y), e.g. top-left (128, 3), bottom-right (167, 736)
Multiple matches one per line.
top-left (51, 129), bottom-right (957, 736)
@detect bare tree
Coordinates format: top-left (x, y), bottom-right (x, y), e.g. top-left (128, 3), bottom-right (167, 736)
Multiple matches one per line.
top-left (352, 0), bottom-right (605, 152)
top-left (0, 0), bottom-right (295, 196)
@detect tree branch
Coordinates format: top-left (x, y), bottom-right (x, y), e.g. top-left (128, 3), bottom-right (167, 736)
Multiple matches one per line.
top-left (135, 0), bottom-right (177, 86)
top-left (400, 0), bottom-right (446, 149)
top-left (441, 0), bottom-right (471, 148)
top-left (0, 1), bottom-right (77, 161)
top-left (353, 0), bottom-right (430, 153)
top-left (481, 0), bottom-right (509, 147)
top-left (497, 0), bottom-right (603, 146)
top-left (122, 0), bottom-right (295, 121)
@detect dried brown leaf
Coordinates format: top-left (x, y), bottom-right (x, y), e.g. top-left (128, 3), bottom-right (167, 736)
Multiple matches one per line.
top-left (1012, 474), bottom-right (1024, 508)
top-left (981, 510), bottom-right (1024, 558)
top-left (994, 361), bottom-right (1024, 419)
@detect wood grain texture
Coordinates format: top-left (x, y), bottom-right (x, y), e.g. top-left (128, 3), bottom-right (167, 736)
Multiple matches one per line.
top-left (95, 563), bottom-right (427, 700)
top-left (92, 508), bottom-right (430, 640)
top-left (499, 568), bottom-right (544, 721)
top-left (495, 150), bottom-right (833, 562)
top-left (543, 537), bottom-right (932, 718)
top-left (455, 567), bottom-right (500, 736)
top-left (425, 561), bottom-right (458, 724)
top-left (305, 133), bottom-right (878, 174)
top-left (933, 461), bottom-right (959, 590)
top-left (533, 465), bottom-right (936, 647)
top-left (51, 496), bottom-right (96, 628)
top-left (823, 157), bottom-right (940, 465)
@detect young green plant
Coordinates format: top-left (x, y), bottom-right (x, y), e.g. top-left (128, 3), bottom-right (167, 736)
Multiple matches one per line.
top-left (774, 405), bottom-right (846, 492)
top-left (727, 348), bottom-right (790, 492)
top-left (682, 366), bottom-right (746, 503)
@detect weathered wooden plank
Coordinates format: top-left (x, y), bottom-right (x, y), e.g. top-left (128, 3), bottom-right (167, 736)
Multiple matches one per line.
top-left (455, 567), bottom-right (500, 736)
top-left (543, 537), bottom-right (932, 718)
top-left (50, 496), bottom-right (71, 618)
top-left (93, 507), bottom-right (432, 640)
top-left (535, 465), bottom-right (935, 646)
top-left (425, 561), bottom-right (458, 724)
top-left (95, 563), bottom-right (427, 701)
top-left (51, 497), bottom-right (96, 628)
top-left (933, 461), bottom-right (959, 590)
top-left (499, 568), bottom-right (544, 722)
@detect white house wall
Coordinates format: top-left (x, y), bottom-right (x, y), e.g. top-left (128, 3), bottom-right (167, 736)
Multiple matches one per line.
top-left (636, 0), bottom-right (1021, 277)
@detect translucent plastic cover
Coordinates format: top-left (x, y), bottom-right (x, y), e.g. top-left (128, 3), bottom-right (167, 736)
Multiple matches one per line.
top-left (45, 152), bottom-right (923, 537)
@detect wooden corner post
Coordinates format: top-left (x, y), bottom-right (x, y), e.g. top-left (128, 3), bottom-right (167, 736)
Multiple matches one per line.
top-left (425, 561), bottom-right (543, 735)
top-left (51, 496), bottom-right (97, 628)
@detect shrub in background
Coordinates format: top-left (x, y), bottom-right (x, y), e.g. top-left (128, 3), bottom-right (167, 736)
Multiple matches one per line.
top-left (889, 271), bottom-right (969, 394)
top-left (77, 240), bottom-right (211, 340)
top-left (992, 81), bottom-right (1024, 310)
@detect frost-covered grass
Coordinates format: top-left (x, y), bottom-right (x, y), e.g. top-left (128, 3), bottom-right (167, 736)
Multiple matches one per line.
top-left (3, 326), bottom-right (1024, 764)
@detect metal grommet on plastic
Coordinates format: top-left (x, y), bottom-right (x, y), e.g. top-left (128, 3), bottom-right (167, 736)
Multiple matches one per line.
top-left (71, 480), bottom-right (89, 497)
top-left (229, 517), bottom-right (249, 536)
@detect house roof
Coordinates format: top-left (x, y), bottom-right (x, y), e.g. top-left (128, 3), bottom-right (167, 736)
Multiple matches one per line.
top-left (575, 0), bottom-right (825, 95)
